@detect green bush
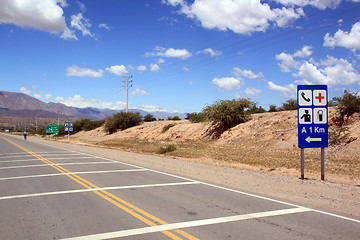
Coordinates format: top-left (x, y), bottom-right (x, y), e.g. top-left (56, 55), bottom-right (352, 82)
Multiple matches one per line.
top-left (280, 99), bottom-right (297, 111)
top-left (143, 114), bottom-right (157, 122)
top-left (167, 116), bottom-right (181, 120)
top-left (185, 112), bottom-right (207, 123)
top-left (248, 102), bottom-right (266, 114)
top-left (162, 123), bottom-right (176, 133)
top-left (202, 99), bottom-right (253, 129)
top-left (157, 145), bottom-right (176, 154)
top-left (104, 112), bottom-right (142, 134)
top-left (329, 126), bottom-right (349, 146)
top-left (332, 90), bottom-right (360, 118)
top-left (75, 119), bottom-right (105, 132)
top-left (268, 105), bottom-right (278, 112)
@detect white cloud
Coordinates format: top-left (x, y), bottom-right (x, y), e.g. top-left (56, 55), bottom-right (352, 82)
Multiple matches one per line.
top-left (56, 94), bottom-right (127, 109)
top-left (66, 65), bottom-right (104, 78)
top-left (137, 65), bottom-right (147, 71)
top-left (212, 77), bottom-right (242, 91)
top-left (0, 0), bottom-right (79, 39)
top-left (20, 87), bottom-right (31, 95)
top-left (274, 0), bottom-right (343, 10)
top-left (164, 0), bottom-right (305, 34)
top-left (0, 0), bottom-right (67, 32)
top-left (199, 48), bottom-right (222, 57)
top-left (146, 46), bottom-right (192, 59)
top-left (276, 46), bottom-right (312, 72)
top-left (45, 94), bottom-right (53, 100)
top-left (245, 87), bottom-right (261, 96)
top-left (70, 13), bottom-right (94, 37)
top-left (150, 63), bottom-right (161, 72)
top-left (324, 21), bottom-right (360, 50)
top-left (158, 58), bottom-right (165, 64)
top-left (295, 56), bottom-right (360, 86)
top-left (33, 93), bottom-right (42, 99)
top-left (98, 23), bottom-right (111, 30)
top-left (131, 89), bottom-right (149, 95)
top-left (137, 104), bottom-right (167, 112)
top-left (233, 67), bottom-right (264, 79)
top-left (106, 65), bottom-right (128, 76)
top-left (267, 81), bottom-right (296, 98)
top-left (60, 27), bottom-right (77, 40)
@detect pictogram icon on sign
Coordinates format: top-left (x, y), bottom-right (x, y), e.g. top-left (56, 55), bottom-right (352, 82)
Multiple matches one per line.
top-left (313, 90), bottom-right (327, 106)
top-left (298, 90), bottom-right (312, 106)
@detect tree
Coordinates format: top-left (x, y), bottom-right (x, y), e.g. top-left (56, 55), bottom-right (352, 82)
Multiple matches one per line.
top-left (268, 104), bottom-right (278, 112)
top-left (104, 112), bottom-right (142, 134)
top-left (144, 114), bottom-right (156, 122)
top-left (202, 98), bottom-right (253, 130)
top-left (332, 90), bottom-right (360, 118)
top-left (280, 99), bottom-right (297, 111)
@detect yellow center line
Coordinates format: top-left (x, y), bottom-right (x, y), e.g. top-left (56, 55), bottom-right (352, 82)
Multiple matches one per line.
top-left (1, 136), bottom-right (199, 240)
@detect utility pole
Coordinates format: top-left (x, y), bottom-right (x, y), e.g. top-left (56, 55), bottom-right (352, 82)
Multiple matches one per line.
top-left (122, 76), bottom-right (133, 113)
top-left (58, 107), bottom-right (62, 126)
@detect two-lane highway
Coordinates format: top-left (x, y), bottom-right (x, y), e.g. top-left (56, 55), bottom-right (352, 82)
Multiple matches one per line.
top-left (0, 133), bottom-right (359, 239)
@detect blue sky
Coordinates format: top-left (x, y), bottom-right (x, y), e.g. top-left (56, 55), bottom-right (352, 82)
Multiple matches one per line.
top-left (1, 0), bottom-right (360, 113)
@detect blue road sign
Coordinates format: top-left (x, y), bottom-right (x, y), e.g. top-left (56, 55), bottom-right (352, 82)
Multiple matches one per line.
top-left (297, 85), bottom-right (328, 148)
top-left (64, 122), bottom-right (74, 132)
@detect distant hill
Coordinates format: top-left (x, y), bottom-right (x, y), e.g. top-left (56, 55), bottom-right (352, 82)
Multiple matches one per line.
top-left (0, 90), bottom-right (185, 120)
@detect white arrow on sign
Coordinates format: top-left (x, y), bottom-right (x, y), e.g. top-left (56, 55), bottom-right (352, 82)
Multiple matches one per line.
top-left (305, 136), bottom-right (322, 143)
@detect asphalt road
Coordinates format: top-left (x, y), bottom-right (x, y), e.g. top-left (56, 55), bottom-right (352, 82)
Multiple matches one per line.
top-left (0, 133), bottom-right (359, 240)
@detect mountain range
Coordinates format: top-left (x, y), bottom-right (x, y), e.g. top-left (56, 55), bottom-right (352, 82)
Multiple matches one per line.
top-left (0, 91), bottom-right (186, 120)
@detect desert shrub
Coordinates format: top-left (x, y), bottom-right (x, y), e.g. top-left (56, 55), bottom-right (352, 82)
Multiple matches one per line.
top-left (162, 123), bottom-right (176, 133)
top-left (74, 119), bottom-right (105, 132)
top-left (143, 114), bottom-right (157, 122)
top-left (329, 126), bottom-right (349, 146)
top-left (332, 90), bottom-right (360, 118)
top-left (167, 116), bottom-right (181, 120)
top-left (202, 98), bottom-right (253, 130)
top-left (268, 105), bottom-right (278, 112)
top-left (104, 112), bottom-right (142, 134)
top-left (279, 99), bottom-right (297, 111)
top-left (157, 144), bottom-right (176, 154)
top-left (185, 112), bottom-right (207, 123)
top-left (248, 102), bottom-right (266, 114)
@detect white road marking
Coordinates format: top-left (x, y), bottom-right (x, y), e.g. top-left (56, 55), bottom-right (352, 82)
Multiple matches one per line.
top-left (0, 181), bottom-right (199, 200)
top-left (3, 136), bottom-right (359, 224)
top-left (61, 207), bottom-right (312, 240)
top-left (0, 169), bottom-right (147, 181)
top-left (0, 156), bottom-right (95, 164)
top-left (0, 152), bottom-right (80, 158)
top-left (0, 161), bottom-right (117, 170)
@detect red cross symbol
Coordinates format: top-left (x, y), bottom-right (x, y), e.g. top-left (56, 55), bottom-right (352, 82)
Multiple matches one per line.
top-left (315, 92), bottom-right (325, 103)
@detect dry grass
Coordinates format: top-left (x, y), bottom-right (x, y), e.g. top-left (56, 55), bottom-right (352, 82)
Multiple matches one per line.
top-left (91, 138), bottom-right (359, 185)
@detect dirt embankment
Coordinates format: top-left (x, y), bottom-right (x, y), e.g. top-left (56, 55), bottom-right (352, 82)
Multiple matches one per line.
top-left (62, 108), bottom-right (360, 185)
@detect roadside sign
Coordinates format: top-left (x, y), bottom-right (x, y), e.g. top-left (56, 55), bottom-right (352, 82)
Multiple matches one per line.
top-left (64, 122), bottom-right (74, 132)
top-left (46, 126), bottom-right (59, 134)
top-left (297, 85), bottom-right (328, 148)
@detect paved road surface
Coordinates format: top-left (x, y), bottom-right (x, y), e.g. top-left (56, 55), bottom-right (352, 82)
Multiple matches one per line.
top-left (0, 133), bottom-right (359, 239)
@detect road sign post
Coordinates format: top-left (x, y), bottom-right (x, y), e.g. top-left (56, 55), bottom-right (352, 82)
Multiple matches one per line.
top-left (64, 122), bottom-right (74, 142)
top-left (297, 85), bottom-right (328, 180)
top-left (46, 126), bottom-right (59, 134)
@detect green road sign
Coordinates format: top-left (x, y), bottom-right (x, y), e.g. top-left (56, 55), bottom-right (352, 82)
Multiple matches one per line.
top-left (46, 126), bottom-right (59, 134)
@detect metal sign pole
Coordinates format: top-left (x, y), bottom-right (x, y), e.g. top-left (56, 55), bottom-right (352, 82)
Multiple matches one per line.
top-left (321, 148), bottom-right (325, 180)
top-left (68, 131), bottom-right (70, 143)
top-left (301, 148), bottom-right (305, 180)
